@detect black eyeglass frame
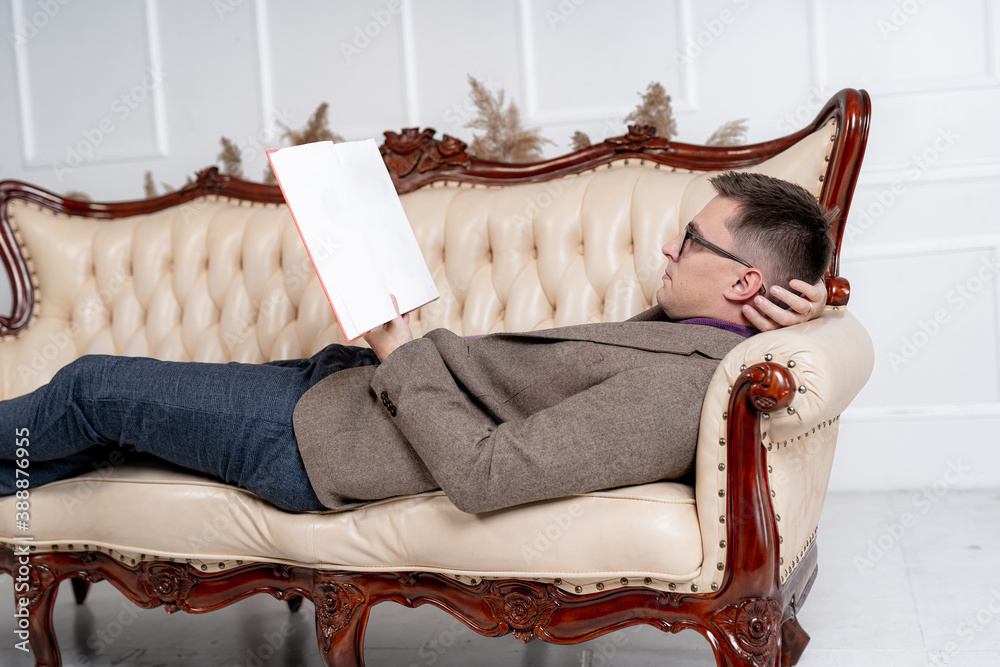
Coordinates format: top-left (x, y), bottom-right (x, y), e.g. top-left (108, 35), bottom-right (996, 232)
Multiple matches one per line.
top-left (680, 223), bottom-right (755, 268)
top-left (678, 223), bottom-right (767, 295)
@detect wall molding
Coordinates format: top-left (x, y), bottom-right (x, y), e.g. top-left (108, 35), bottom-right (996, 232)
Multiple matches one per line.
top-left (844, 402), bottom-right (1000, 422)
top-left (11, 0), bottom-right (37, 162)
top-left (252, 0), bottom-right (274, 132)
top-left (843, 237), bottom-right (1000, 414)
top-left (671, 0), bottom-right (697, 113)
top-left (14, 0), bottom-right (168, 168)
top-left (145, 0), bottom-right (168, 159)
top-left (806, 0), bottom-right (824, 100)
top-left (809, 0), bottom-right (999, 97)
top-left (517, 0), bottom-right (693, 126)
top-left (842, 237), bottom-right (1000, 262)
top-left (398, 0), bottom-right (419, 127)
top-left (516, 0), bottom-right (538, 121)
top-left (858, 158), bottom-right (1000, 187)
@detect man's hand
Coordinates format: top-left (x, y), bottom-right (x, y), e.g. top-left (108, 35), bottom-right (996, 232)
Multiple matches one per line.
top-left (363, 295), bottom-right (414, 361)
top-left (742, 278), bottom-right (827, 332)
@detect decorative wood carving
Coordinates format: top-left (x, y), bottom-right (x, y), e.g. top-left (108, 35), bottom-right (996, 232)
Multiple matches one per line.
top-left (0, 543), bottom-right (824, 666)
top-left (137, 562), bottom-right (198, 613)
top-left (22, 562), bottom-right (57, 609)
top-left (606, 125), bottom-right (671, 152)
top-left (711, 598), bottom-right (783, 665)
top-left (312, 581), bottom-right (367, 653)
top-left (381, 128), bottom-right (471, 183)
top-left (483, 581), bottom-right (560, 643)
top-left (0, 553), bottom-right (61, 666)
top-left (745, 364), bottom-right (795, 412)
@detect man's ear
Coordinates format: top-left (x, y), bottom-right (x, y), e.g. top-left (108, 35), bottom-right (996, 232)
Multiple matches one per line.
top-left (724, 268), bottom-right (765, 304)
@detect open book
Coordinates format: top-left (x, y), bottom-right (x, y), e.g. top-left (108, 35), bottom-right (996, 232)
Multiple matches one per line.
top-left (267, 139), bottom-right (440, 342)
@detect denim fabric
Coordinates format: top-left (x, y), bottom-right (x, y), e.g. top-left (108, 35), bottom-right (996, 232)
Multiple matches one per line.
top-left (0, 345), bottom-right (378, 511)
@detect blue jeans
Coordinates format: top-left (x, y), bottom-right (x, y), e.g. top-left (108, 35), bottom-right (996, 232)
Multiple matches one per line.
top-left (0, 345), bottom-right (378, 511)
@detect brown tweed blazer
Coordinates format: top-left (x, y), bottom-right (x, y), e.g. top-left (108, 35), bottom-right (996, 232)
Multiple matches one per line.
top-left (292, 307), bottom-right (744, 513)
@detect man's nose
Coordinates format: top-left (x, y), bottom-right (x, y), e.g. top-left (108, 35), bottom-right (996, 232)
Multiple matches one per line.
top-left (662, 233), bottom-right (683, 260)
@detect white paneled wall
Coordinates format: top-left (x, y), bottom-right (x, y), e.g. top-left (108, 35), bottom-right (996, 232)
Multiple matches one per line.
top-left (1, 0), bottom-right (998, 490)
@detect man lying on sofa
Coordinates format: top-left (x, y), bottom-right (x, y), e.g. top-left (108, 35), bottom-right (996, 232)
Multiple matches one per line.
top-left (1, 172), bottom-right (833, 514)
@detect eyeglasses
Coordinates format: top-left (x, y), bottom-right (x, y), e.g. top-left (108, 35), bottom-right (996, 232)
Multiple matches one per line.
top-left (679, 223), bottom-right (755, 268)
top-left (678, 223), bottom-right (767, 295)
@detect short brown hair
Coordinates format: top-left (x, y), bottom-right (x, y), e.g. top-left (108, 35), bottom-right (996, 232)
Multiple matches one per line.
top-left (709, 171), bottom-right (836, 297)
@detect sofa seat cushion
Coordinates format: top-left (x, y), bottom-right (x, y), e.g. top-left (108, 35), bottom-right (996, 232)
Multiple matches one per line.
top-left (0, 462), bottom-right (702, 594)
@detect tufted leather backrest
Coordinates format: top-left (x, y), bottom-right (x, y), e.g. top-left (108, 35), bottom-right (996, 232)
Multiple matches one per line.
top-left (0, 121), bottom-right (836, 400)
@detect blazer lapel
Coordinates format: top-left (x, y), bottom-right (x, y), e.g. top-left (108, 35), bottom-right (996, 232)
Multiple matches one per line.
top-left (626, 305), bottom-right (668, 322)
top-left (486, 315), bottom-right (743, 360)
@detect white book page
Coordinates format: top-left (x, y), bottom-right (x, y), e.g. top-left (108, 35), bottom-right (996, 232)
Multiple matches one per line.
top-left (268, 139), bottom-right (439, 341)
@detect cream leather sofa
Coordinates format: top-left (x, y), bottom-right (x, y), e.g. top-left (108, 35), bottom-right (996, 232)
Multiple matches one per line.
top-left (0, 90), bottom-right (873, 667)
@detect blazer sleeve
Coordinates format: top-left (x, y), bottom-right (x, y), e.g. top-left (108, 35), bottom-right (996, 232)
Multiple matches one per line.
top-left (369, 337), bottom-right (714, 513)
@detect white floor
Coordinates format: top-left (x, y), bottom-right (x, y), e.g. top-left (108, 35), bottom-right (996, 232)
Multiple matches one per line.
top-left (1, 490), bottom-right (998, 666)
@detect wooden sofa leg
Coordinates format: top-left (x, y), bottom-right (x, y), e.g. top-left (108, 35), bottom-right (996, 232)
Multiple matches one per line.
top-left (312, 580), bottom-right (369, 667)
top-left (286, 594), bottom-right (303, 613)
top-left (71, 578), bottom-right (91, 605)
top-left (780, 616), bottom-right (810, 666)
top-left (21, 564), bottom-right (62, 667)
top-left (707, 598), bottom-right (783, 667)
top-left (710, 639), bottom-right (779, 667)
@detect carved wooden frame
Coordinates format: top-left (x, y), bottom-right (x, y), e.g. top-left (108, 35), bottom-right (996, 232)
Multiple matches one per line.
top-left (0, 89), bottom-right (870, 666)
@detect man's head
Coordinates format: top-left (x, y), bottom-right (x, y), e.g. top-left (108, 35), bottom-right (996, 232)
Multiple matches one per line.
top-left (655, 171), bottom-right (836, 325)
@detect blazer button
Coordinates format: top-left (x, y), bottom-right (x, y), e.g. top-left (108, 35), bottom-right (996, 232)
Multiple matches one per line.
top-left (380, 390), bottom-right (397, 416)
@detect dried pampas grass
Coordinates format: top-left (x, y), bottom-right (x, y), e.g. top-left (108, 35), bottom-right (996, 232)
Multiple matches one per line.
top-left (706, 119), bottom-right (748, 147)
top-left (466, 75), bottom-right (553, 162)
top-left (570, 131), bottom-right (592, 151)
top-left (143, 172), bottom-right (157, 198)
top-left (203, 102), bottom-right (348, 185)
top-left (217, 137), bottom-right (244, 179)
top-left (142, 171), bottom-right (185, 198)
top-left (623, 82), bottom-right (677, 140)
top-left (279, 102), bottom-right (344, 146)
top-left (259, 102), bottom-right (346, 183)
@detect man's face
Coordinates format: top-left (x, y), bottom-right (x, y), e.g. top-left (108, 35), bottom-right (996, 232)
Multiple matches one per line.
top-left (656, 196), bottom-right (745, 320)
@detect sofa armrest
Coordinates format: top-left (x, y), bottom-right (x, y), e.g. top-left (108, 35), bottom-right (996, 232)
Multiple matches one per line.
top-left (728, 307), bottom-right (873, 434)
top-left (694, 308), bottom-right (874, 592)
